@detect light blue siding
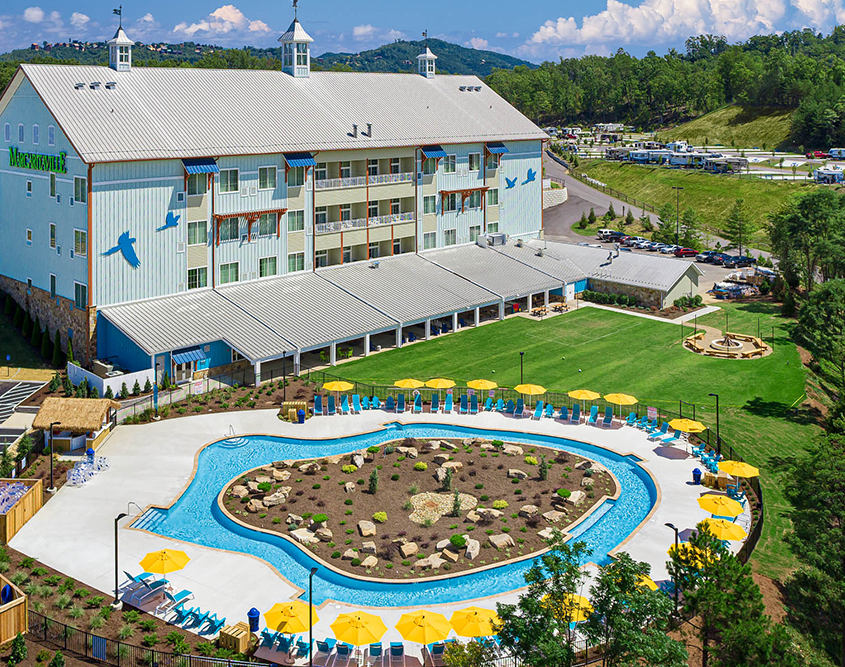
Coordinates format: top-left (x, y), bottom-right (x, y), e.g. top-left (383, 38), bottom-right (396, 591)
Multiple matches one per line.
top-left (206, 340), bottom-right (233, 368)
top-left (96, 312), bottom-right (152, 372)
top-left (499, 140), bottom-right (542, 239)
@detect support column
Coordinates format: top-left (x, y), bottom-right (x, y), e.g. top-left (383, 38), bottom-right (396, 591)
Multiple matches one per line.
top-left (294, 350), bottom-right (301, 376)
top-left (544, 290), bottom-right (549, 306)
top-left (364, 334), bottom-right (371, 356)
top-left (330, 343), bottom-right (337, 366)
top-left (499, 301), bottom-right (505, 320)
top-left (474, 307), bottom-right (480, 327)
top-left (425, 320), bottom-right (431, 340)
top-left (254, 361), bottom-right (262, 386)
top-left (527, 294), bottom-right (533, 311)
top-left (396, 327), bottom-right (402, 348)
top-left (452, 312), bottom-right (459, 332)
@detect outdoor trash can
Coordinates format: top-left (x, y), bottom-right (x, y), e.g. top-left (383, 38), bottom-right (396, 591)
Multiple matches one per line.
top-left (692, 468), bottom-right (702, 485)
top-left (298, 409), bottom-right (306, 424)
top-left (247, 607), bottom-right (260, 633)
top-left (86, 448), bottom-right (95, 463)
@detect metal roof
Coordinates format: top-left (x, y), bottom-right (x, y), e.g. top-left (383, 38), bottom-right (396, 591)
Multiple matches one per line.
top-left (99, 289), bottom-right (294, 361)
top-left (279, 19), bottom-right (313, 43)
top-left (422, 244), bottom-right (564, 299)
top-left (107, 27), bottom-right (133, 47)
top-left (182, 157), bottom-right (219, 174)
top-left (217, 272), bottom-right (398, 350)
top-left (491, 241), bottom-right (585, 285)
top-left (18, 65), bottom-right (547, 164)
top-left (318, 254), bottom-right (500, 324)
top-left (527, 240), bottom-right (704, 292)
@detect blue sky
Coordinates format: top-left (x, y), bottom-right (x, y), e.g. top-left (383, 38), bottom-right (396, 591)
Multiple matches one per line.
top-left (0, 0), bottom-right (839, 61)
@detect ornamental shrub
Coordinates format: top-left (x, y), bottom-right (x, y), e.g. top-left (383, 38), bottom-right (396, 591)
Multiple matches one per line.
top-left (143, 379), bottom-right (152, 393)
top-left (30, 317), bottom-right (42, 349)
top-left (556, 489), bottom-right (572, 498)
top-left (257, 482), bottom-right (272, 492)
top-left (449, 534), bottom-right (467, 549)
top-left (367, 446), bottom-right (381, 453)
top-left (104, 386), bottom-right (114, 399)
top-left (524, 456), bottom-right (538, 465)
top-left (368, 469), bottom-right (379, 494)
top-left (341, 464), bottom-right (357, 474)
top-left (313, 513), bottom-right (328, 523)
top-left (51, 330), bottom-right (64, 368)
top-left (132, 380), bottom-right (141, 396)
top-left (372, 512), bottom-right (387, 523)
top-left (331, 551), bottom-right (341, 559)
top-left (391, 474), bottom-right (399, 481)
top-left (41, 327), bottom-right (53, 361)
top-left (8, 633), bottom-right (26, 667)
top-left (413, 462), bottom-right (428, 471)
top-left (344, 499), bottom-right (353, 506)
top-left (539, 456), bottom-right (549, 481)
top-left (492, 500), bottom-right (508, 509)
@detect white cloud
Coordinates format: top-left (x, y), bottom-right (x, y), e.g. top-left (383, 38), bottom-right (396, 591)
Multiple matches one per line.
top-left (70, 12), bottom-right (89, 30)
top-left (352, 24), bottom-right (376, 40)
top-left (140, 13), bottom-right (155, 24)
top-left (173, 5), bottom-right (271, 39)
top-left (385, 28), bottom-right (406, 40)
top-left (23, 7), bottom-right (44, 23)
top-left (495, 32), bottom-right (508, 38)
top-left (351, 23), bottom-right (405, 43)
top-left (466, 37), bottom-right (489, 49)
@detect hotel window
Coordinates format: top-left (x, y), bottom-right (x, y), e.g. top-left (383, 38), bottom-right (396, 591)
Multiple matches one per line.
top-left (49, 173), bottom-right (56, 198)
top-left (187, 267), bottom-right (207, 290)
top-left (219, 217), bottom-right (239, 242)
top-left (443, 155), bottom-right (456, 174)
top-left (368, 201), bottom-right (379, 219)
top-left (288, 166), bottom-right (305, 187)
top-left (316, 206), bottom-right (327, 225)
top-left (340, 162), bottom-right (351, 179)
top-left (287, 210), bottom-right (305, 232)
top-left (187, 173), bottom-right (207, 196)
top-left (423, 196), bottom-right (436, 215)
top-left (74, 282), bottom-right (87, 310)
top-left (26, 180), bottom-right (32, 197)
top-left (390, 157), bottom-right (400, 174)
top-left (487, 188), bottom-right (499, 206)
top-left (3, 123), bottom-right (9, 142)
top-left (423, 158), bottom-right (436, 175)
top-left (390, 199), bottom-right (400, 215)
top-left (49, 223), bottom-right (56, 249)
top-left (393, 239), bottom-right (401, 255)
top-left (467, 191), bottom-right (482, 209)
top-left (342, 246), bottom-right (351, 264)
top-left (469, 225), bottom-right (481, 242)
top-left (487, 222), bottom-right (499, 233)
top-left (26, 229), bottom-right (32, 246)
top-left (340, 204), bottom-right (351, 221)
top-left (423, 232), bottom-right (436, 250)
top-left (443, 193), bottom-right (458, 213)
top-left (259, 166), bottom-right (277, 190)
top-left (48, 125), bottom-right (55, 146)
top-left (32, 125), bottom-right (39, 145)
top-left (18, 124), bottom-right (24, 142)
top-left (258, 213), bottom-right (275, 236)
top-left (315, 250), bottom-right (328, 268)
top-left (74, 229), bottom-right (87, 257)
top-left (369, 243), bottom-right (379, 259)
top-left (367, 159), bottom-right (378, 177)
top-left (119, 45), bottom-right (130, 64)
top-left (74, 176), bottom-right (87, 203)
top-left (486, 154), bottom-right (499, 170)
top-left (468, 153), bottom-right (481, 172)
top-left (296, 42), bottom-right (308, 65)
top-left (188, 220), bottom-right (207, 245)
top-left (220, 262), bottom-right (239, 284)
top-left (287, 252), bottom-right (305, 273)
top-left (444, 229), bottom-right (457, 246)
top-left (259, 256), bottom-right (277, 278)
top-left (219, 169), bottom-right (239, 193)
top-left (49, 274), bottom-right (56, 299)
top-left (315, 162), bottom-right (327, 181)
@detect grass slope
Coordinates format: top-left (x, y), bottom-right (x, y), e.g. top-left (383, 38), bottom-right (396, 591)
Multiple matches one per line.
top-left (336, 303), bottom-right (818, 579)
top-left (658, 105), bottom-right (795, 150)
top-left (0, 315), bottom-right (50, 374)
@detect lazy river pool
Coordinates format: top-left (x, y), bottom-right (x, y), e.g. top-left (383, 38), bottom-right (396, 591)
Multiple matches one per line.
top-left (133, 422), bottom-right (657, 607)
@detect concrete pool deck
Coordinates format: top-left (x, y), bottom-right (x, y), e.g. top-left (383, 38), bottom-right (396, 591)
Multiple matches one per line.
top-left (11, 408), bottom-right (750, 657)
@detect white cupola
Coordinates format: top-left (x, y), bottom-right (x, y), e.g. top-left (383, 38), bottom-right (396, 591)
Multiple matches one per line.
top-left (418, 46), bottom-right (437, 79)
top-left (107, 24), bottom-right (133, 72)
top-left (278, 17), bottom-right (313, 78)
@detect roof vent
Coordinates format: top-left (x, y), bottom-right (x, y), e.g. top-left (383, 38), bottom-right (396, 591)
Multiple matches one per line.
top-left (474, 86), bottom-right (482, 91)
top-left (370, 261), bottom-right (380, 269)
top-left (351, 123), bottom-right (358, 138)
top-left (459, 85), bottom-right (466, 91)
top-left (366, 122), bottom-right (372, 137)
top-left (89, 81), bottom-right (101, 90)
top-left (73, 82), bottom-right (85, 90)
top-left (537, 249), bottom-right (544, 257)
top-left (515, 239), bottom-right (524, 247)
top-left (105, 81), bottom-right (117, 89)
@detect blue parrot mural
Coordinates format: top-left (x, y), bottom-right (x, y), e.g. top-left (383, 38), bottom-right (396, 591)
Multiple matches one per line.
top-left (505, 176), bottom-right (517, 189)
top-left (101, 231), bottom-right (140, 268)
top-left (156, 211), bottom-right (180, 232)
top-left (523, 168), bottom-right (537, 185)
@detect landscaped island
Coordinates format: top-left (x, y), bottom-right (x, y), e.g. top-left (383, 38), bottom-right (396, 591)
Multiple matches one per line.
top-left (221, 437), bottom-right (617, 579)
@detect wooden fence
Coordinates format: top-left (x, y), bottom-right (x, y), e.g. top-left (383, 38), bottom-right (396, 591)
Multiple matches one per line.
top-left (0, 574), bottom-right (27, 645)
top-left (0, 478), bottom-right (43, 544)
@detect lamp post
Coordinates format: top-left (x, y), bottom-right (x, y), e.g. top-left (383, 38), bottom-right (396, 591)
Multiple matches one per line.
top-left (671, 186), bottom-right (684, 245)
top-left (309, 567), bottom-right (318, 667)
top-left (665, 522), bottom-right (680, 614)
top-left (519, 351), bottom-right (524, 385)
top-left (708, 393), bottom-right (721, 455)
top-left (47, 421), bottom-right (60, 493)
top-left (113, 512), bottom-right (128, 606)
top-left (283, 355), bottom-right (287, 402)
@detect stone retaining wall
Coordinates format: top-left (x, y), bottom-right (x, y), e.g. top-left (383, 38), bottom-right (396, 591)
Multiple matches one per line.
top-left (543, 187), bottom-right (568, 209)
top-left (589, 279), bottom-right (664, 308)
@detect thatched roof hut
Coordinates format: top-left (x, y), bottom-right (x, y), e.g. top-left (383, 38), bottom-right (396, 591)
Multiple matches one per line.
top-left (33, 398), bottom-right (120, 433)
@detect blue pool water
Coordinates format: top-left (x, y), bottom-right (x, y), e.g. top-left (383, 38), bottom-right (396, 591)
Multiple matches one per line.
top-left (138, 423), bottom-right (657, 607)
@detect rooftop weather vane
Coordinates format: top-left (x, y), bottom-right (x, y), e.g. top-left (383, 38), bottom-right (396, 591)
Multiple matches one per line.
top-left (113, 5), bottom-right (122, 28)
top-left (293, 0), bottom-right (298, 19)
top-left (422, 29), bottom-right (428, 49)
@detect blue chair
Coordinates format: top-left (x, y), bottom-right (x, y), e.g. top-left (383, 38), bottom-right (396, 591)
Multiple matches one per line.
top-left (495, 399), bottom-right (504, 412)
top-left (459, 394), bottom-right (468, 414)
top-left (314, 639), bottom-right (336, 666)
top-left (389, 642), bottom-right (405, 667)
top-left (296, 638), bottom-right (312, 659)
top-left (202, 613), bottom-right (226, 635)
top-left (514, 398), bottom-right (524, 417)
top-left (483, 397), bottom-right (493, 411)
top-left (372, 395), bottom-right (381, 409)
top-left (470, 394), bottom-right (479, 414)
top-left (367, 643), bottom-right (384, 667)
top-left (154, 589), bottom-right (193, 616)
top-left (644, 419), bottom-right (661, 433)
top-left (430, 393), bottom-right (440, 413)
top-left (361, 396), bottom-right (370, 410)
top-left (459, 317), bottom-right (467, 328)
top-left (385, 396), bottom-right (395, 411)
top-left (352, 395), bottom-right (362, 414)
top-left (570, 403), bottom-right (580, 423)
top-left (625, 412), bottom-right (637, 426)
top-left (531, 400), bottom-right (544, 420)
top-left (505, 400), bottom-right (515, 415)
top-left (260, 628), bottom-right (278, 649)
top-left (334, 642), bottom-right (353, 666)
top-left (397, 394), bottom-right (406, 413)
top-left (408, 332), bottom-right (417, 342)
top-left (558, 405), bottom-right (569, 421)
top-left (413, 394), bottom-right (423, 413)
top-left (276, 635), bottom-right (293, 654)
top-left (125, 578), bottom-right (168, 606)
top-left (328, 395), bottom-right (337, 416)
top-left (426, 642), bottom-right (446, 666)
top-left (313, 395), bottom-right (323, 416)
top-left (647, 422), bottom-right (670, 441)
top-left (340, 395), bottom-right (350, 414)
top-left (658, 429), bottom-right (682, 446)
top-left (601, 406), bottom-right (613, 427)
top-left (587, 405), bottom-right (599, 425)
top-left (444, 394), bottom-right (454, 413)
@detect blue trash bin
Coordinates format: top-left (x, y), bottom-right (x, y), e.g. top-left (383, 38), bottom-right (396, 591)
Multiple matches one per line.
top-left (86, 447), bottom-right (95, 463)
top-left (692, 468), bottom-right (702, 485)
top-left (247, 607), bottom-right (260, 633)
top-left (298, 409), bottom-right (306, 424)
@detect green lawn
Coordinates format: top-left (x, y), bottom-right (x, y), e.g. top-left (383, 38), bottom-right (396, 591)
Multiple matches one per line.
top-left (658, 105), bottom-right (795, 150)
top-left (0, 315), bottom-right (51, 372)
top-left (335, 304), bottom-right (819, 579)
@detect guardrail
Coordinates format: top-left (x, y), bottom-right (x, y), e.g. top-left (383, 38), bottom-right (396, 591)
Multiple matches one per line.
top-left (315, 212), bottom-right (415, 235)
top-left (314, 172), bottom-right (415, 190)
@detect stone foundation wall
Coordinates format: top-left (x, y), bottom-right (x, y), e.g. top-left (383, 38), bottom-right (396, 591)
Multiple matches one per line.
top-left (588, 279), bottom-right (664, 308)
top-left (543, 187), bottom-right (568, 209)
top-left (0, 275), bottom-right (92, 366)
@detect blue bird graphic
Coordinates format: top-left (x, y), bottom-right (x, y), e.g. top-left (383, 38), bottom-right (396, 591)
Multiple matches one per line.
top-left (156, 211), bottom-right (180, 232)
top-left (101, 231), bottom-right (141, 268)
top-left (523, 168), bottom-right (537, 185)
top-left (505, 176), bottom-right (517, 189)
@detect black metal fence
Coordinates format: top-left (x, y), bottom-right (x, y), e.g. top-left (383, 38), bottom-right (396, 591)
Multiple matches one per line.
top-left (28, 611), bottom-right (259, 667)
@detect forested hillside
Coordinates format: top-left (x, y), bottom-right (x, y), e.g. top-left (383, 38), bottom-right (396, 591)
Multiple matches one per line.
top-left (485, 29), bottom-right (845, 149)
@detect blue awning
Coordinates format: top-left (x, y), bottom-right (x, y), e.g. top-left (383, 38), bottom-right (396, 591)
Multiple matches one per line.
top-left (172, 346), bottom-right (207, 365)
top-left (182, 158), bottom-right (219, 174)
top-left (421, 145), bottom-right (448, 159)
top-left (284, 152), bottom-right (317, 168)
top-left (486, 142), bottom-right (509, 154)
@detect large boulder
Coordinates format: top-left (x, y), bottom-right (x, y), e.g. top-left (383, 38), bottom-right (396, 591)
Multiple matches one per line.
top-left (477, 508), bottom-right (503, 522)
top-left (255, 475), bottom-right (272, 485)
top-left (344, 482), bottom-right (356, 494)
top-left (581, 477), bottom-right (594, 487)
top-left (465, 538), bottom-right (480, 560)
top-left (435, 539), bottom-right (452, 552)
top-left (273, 469), bottom-right (291, 482)
top-left (358, 521), bottom-right (377, 537)
top-left (480, 443), bottom-right (495, 451)
top-left (272, 460), bottom-right (291, 469)
top-left (342, 549), bottom-right (358, 560)
top-left (315, 527), bottom-right (333, 542)
top-left (575, 460), bottom-right (592, 470)
top-left (298, 462), bottom-right (321, 475)
top-left (508, 469), bottom-right (528, 480)
top-left (397, 447), bottom-right (418, 459)
top-left (489, 534), bottom-right (515, 550)
top-left (503, 444), bottom-right (524, 456)
top-left (352, 454), bottom-right (365, 469)
top-left (262, 488), bottom-right (290, 507)
top-left (465, 510), bottom-right (482, 524)
top-left (519, 505), bottom-right (539, 518)
top-left (420, 441), bottom-right (440, 452)
top-left (415, 554), bottom-right (445, 570)
top-left (360, 541), bottom-right (377, 554)
top-left (231, 485), bottom-right (249, 499)
top-left (361, 555), bottom-right (378, 568)
top-left (247, 481), bottom-right (261, 494)
top-left (440, 441), bottom-right (458, 451)
top-left (442, 461), bottom-right (463, 471)
top-left (286, 513), bottom-right (304, 525)
top-left (291, 528), bottom-right (320, 545)
top-left (538, 527), bottom-right (556, 540)
top-left (433, 454), bottom-right (450, 466)
top-left (565, 490), bottom-right (586, 506)
top-left (246, 498), bottom-right (263, 513)
top-left (542, 510), bottom-right (566, 523)
top-left (399, 542), bottom-right (418, 558)
top-left (434, 467), bottom-right (449, 484)
top-left (440, 549), bottom-right (459, 563)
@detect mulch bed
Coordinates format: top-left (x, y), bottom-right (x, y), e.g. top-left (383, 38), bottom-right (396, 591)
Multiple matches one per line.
top-left (223, 437), bottom-right (617, 580)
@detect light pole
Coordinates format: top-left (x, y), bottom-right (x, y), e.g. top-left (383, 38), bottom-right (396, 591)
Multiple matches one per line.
top-left (47, 421), bottom-right (60, 493)
top-left (308, 567), bottom-right (318, 667)
top-left (113, 512), bottom-right (128, 606)
top-left (519, 352), bottom-right (524, 385)
top-left (665, 522), bottom-right (680, 614)
top-left (708, 393), bottom-right (721, 455)
top-left (671, 186), bottom-right (684, 245)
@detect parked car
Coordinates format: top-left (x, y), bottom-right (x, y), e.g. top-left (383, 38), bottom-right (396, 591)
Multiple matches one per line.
top-left (710, 253), bottom-right (731, 265)
top-left (696, 251), bottom-right (717, 262)
top-left (623, 236), bottom-right (647, 246)
top-left (603, 231), bottom-right (627, 242)
top-left (674, 247), bottom-right (698, 258)
top-left (660, 244), bottom-right (681, 254)
top-left (723, 255), bottom-right (757, 268)
top-left (646, 243), bottom-right (665, 252)
top-left (634, 240), bottom-right (653, 249)
top-left (806, 151), bottom-right (830, 158)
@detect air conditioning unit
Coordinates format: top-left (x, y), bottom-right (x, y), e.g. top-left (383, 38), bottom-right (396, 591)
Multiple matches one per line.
top-left (91, 360), bottom-right (114, 377)
top-left (104, 370), bottom-right (124, 378)
top-left (487, 233), bottom-right (506, 246)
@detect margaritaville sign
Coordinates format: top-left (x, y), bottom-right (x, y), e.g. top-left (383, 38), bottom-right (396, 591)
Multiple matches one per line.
top-left (8, 147), bottom-right (67, 174)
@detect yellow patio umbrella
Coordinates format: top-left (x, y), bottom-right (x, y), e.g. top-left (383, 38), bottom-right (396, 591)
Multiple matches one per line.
top-left (667, 418), bottom-right (706, 433)
top-left (139, 549), bottom-right (190, 576)
top-left (467, 379), bottom-right (498, 391)
top-left (515, 384), bottom-right (546, 395)
top-left (637, 575), bottom-right (659, 591)
top-left (668, 542), bottom-right (715, 567)
top-left (331, 611), bottom-right (387, 646)
top-left (542, 594), bottom-right (593, 623)
top-left (701, 518), bottom-right (748, 541)
top-left (568, 389), bottom-right (600, 401)
top-left (395, 611), bottom-right (451, 644)
top-left (264, 600), bottom-right (318, 634)
top-left (323, 381), bottom-right (354, 392)
top-left (718, 461), bottom-right (760, 478)
top-left (449, 607), bottom-right (500, 637)
top-left (425, 378), bottom-right (455, 390)
top-left (394, 378), bottom-right (425, 389)
top-left (697, 494), bottom-right (743, 518)
top-left (604, 393), bottom-right (638, 418)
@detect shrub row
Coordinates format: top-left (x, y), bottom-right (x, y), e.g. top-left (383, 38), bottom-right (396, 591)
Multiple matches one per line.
top-left (581, 289), bottom-right (638, 307)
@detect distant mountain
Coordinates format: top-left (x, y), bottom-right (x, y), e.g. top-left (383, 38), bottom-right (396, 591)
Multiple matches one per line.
top-left (314, 38), bottom-right (534, 77)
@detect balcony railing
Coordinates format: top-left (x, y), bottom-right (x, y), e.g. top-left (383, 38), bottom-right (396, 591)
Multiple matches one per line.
top-left (314, 172), bottom-right (415, 190)
top-left (315, 212), bottom-right (415, 235)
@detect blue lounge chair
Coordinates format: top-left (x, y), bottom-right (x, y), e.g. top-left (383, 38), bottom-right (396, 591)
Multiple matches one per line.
top-left (121, 571), bottom-right (153, 590)
top-left (125, 578), bottom-right (168, 606)
top-left (260, 628), bottom-right (278, 649)
top-left (296, 638), bottom-right (312, 659)
top-left (426, 642), bottom-right (446, 667)
top-left (545, 404), bottom-right (554, 418)
top-left (430, 393), bottom-right (440, 413)
top-left (314, 395), bottom-right (323, 416)
top-left (367, 643), bottom-right (384, 667)
top-left (444, 394), bottom-right (454, 413)
top-left (514, 398), bottom-right (524, 417)
top-left (187, 608), bottom-right (210, 629)
top-left (470, 394), bottom-right (479, 414)
top-left (202, 613), bottom-right (226, 635)
top-left (531, 400), bottom-right (544, 420)
top-left (389, 642), bottom-right (405, 667)
top-left (155, 589), bottom-right (193, 616)
top-left (625, 412), bottom-right (637, 426)
top-left (459, 394), bottom-right (468, 414)
top-left (328, 395), bottom-right (337, 416)
top-left (600, 406), bottom-right (613, 427)
top-left (647, 422), bottom-right (670, 441)
top-left (334, 642), bottom-right (353, 667)
top-left (644, 419), bottom-right (660, 433)
top-left (587, 405), bottom-right (599, 425)
top-left (372, 395), bottom-right (381, 409)
top-left (413, 394), bottom-right (423, 413)
top-left (505, 400), bottom-right (515, 415)
top-left (397, 394), bottom-right (406, 413)
top-left (385, 396), bottom-right (395, 411)
top-left (658, 429), bottom-right (682, 446)
top-left (633, 416), bottom-right (648, 429)
top-left (361, 396), bottom-right (370, 410)
top-left (340, 395), bottom-right (350, 414)
top-left (495, 399), bottom-right (504, 412)
top-left (352, 394), bottom-right (362, 414)
top-left (483, 397), bottom-right (493, 411)
top-left (314, 639), bottom-right (336, 667)
top-left (570, 403), bottom-right (580, 423)
top-left (276, 635), bottom-right (293, 655)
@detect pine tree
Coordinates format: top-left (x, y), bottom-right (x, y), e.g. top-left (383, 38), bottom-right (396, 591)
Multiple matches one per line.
top-left (61, 374), bottom-right (73, 397)
top-left (132, 380), bottom-right (141, 396)
top-left (451, 489), bottom-right (462, 517)
top-left (656, 202), bottom-right (677, 244)
top-left (368, 468), bottom-right (379, 495)
top-left (160, 373), bottom-right (171, 390)
top-left (143, 378), bottom-right (152, 393)
top-left (578, 211), bottom-right (588, 229)
top-left (539, 455), bottom-right (549, 481)
top-left (21, 311), bottom-right (32, 338)
top-left (0, 448), bottom-right (14, 478)
top-left (51, 331), bottom-right (64, 368)
top-left (3, 294), bottom-right (12, 316)
top-left (66, 339), bottom-right (74, 364)
top-left (30, 317), bottom-right (42, 349)
top-left (90, 386), bottom-right (99, 399)
top-left (78, 379), bottom-right (89, 398)
top-left (120, 382), bottom-right (129, 399)
top-left (681, 206), bottom-right (702, 248)
top-left (625, 209), bottom-right (635, 226)
top-left (723, 198), bottom-right (755, 256)
top-left (104, 386), bottom-right (114, 400)
top-left (13, 303), bottom-right (23, 329)
top-left (41, 325), bottom-right (52, 360)
top-left (443, 467), bottom-right (454, 492)
top-left (49, 372), bottom-right (60, 393)
top-left (587, 208), bottom-right (597, 225)
top-left (607, 203), bottom-right (617, 219)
